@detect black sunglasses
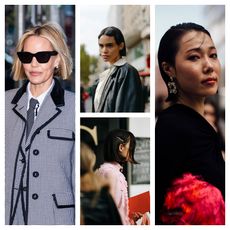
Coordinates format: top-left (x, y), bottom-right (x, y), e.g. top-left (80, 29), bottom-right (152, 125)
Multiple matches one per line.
top-left (17, 51), bottom-right (58, 64)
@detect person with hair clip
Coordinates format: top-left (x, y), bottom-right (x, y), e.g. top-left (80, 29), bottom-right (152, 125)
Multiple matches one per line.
top-left (5, 22), bottom-right (75, 225)
top-left (97, 129), bottom-right (149, 225)
top-left (80, 142), bottom-right (122, 225)
top-left (155, 22), bottom-right (225, 224)
top-left (92, 26), bottom-right (144, 112)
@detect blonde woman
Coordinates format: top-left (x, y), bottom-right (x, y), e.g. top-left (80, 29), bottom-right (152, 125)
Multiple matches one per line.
top-left (80, 142), bottom-right (122, 225)
top-left (5, 22), bottom-right (75, 225)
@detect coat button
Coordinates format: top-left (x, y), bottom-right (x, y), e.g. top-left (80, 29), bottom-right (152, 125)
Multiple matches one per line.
top-left (33, 149), bottom-right (39, 156)
top-left (32, 193), bottom-right (39, 200)
top-left (33, 171), bottom-right (39, 177)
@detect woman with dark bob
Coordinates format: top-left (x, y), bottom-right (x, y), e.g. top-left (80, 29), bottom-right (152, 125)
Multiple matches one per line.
top-left (5, 22), bottom-right (75, 225)
top-left (97, 129), bottom-right (149, 224)
top-left (92, 26), bottom-right (144, 112)
top-left (155, 22), bottom-right (225, 224)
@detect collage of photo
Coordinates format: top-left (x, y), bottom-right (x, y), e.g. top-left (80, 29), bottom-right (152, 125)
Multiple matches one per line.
top-left (3, 1), bottom-right (227, 229)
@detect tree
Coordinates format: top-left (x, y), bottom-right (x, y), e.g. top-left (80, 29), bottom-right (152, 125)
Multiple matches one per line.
top-left (80, 44), bottom-right (90, 83)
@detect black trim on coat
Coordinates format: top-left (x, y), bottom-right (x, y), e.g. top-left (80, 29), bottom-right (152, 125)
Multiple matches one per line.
top-left (9, 78), bottom-right (66, 224)
top-left (25, 108), bottom-right (62, 152)
top-left (11, 78), bottom-right (65, 107)
top-left (47, 130), bottom-right (75, 141)
top-left (9, 125), bottom-right (27, 225)
top-left (50, 79), bottom-right (65, 107)
top-left (12, 106), bottom-right (27, 122)
top-left (24, 108), bottom-right (62, 224)
top-left (52, 194), bottom-right (75, 209)
top-left (11, 81), bottom-right (29, 104)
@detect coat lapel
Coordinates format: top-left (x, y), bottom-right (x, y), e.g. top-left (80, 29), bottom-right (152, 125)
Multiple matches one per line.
top-left (96, 67), bottom-right (118, 112)
top-left (25, 95), bottom-right (62, 143)
top-left (12, 93), bottom-right (27, 122)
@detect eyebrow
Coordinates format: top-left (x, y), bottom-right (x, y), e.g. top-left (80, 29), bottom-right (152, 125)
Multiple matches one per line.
top-left (185, 46), bottom-right (216, 53)
top-left (98, 42), bottom-right (114, 46)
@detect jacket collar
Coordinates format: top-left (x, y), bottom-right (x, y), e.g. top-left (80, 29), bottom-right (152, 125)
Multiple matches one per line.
top-left (109, 57), bottom-right (127, 67)
top-left (11, 77), bottom-right (65, 107)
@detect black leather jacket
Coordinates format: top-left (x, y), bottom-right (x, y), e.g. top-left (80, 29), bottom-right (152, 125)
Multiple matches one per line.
top-left (92, 63), bottom-right (144, 112)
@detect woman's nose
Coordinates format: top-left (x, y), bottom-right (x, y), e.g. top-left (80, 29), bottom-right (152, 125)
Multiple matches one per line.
top-left (31, 57), bottom-right (39, 66)
top-left (203, 57), bottom-right (214, 74)
top-left (101, 46), bottom-right (108, 53)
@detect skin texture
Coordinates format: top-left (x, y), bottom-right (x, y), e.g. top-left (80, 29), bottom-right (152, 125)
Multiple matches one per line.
top-left (22, 35), bottom-right (60, 97)
top-left (162, 31), bottom-right (221, 115)
top-left (98, 35), bottom-right (124, 64)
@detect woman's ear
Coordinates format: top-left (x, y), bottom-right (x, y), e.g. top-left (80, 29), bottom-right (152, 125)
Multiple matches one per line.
top-left (119, 143), bottom-right (124, 152)
top-left (119, 42), bottom-right (124, 51)
top-left (161, 62), bottom-right (176, 78)
top-left (54, 54), bottom-right (61, 68)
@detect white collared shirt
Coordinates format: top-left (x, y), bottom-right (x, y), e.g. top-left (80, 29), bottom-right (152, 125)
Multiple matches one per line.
top-left (94, 57), bottom-right (127, 111)
top-left (27, 79), bottom-right (55, 118)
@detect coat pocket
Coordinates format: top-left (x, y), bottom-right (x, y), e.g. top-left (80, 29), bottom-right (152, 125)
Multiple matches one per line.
top-left (52, 193), bottom-right (75, 208)
top-left (52, 193), bottom-right (75, 224)
top-left (47, 129), bottom-right (75, 141)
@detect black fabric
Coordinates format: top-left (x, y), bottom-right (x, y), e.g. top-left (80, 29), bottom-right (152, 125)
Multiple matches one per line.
top-left (92, 63), bottom-right (144, 112)
top-left (155, 104), bottom-right (225, 224)
top-left (11, 77), bottom-right (64, 107)
top-left (81, 187), bottom-right (122, 225)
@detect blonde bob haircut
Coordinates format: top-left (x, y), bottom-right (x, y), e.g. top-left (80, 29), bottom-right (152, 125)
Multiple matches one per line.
top-left (12, 22), bottom-right (73, 81)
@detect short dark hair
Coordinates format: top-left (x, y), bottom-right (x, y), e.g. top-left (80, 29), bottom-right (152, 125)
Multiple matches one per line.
top-left (158, 22), bottom-right (211, 102)
top-left (98, 26), bottom-right (127, 56)
top-left (103, 129), bottom-right (137, 164)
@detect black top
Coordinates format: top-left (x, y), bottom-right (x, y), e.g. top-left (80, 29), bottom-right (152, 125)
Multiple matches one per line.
top-left (91, 63), bottom-right (144, 112)
top-left (81, 186), bottom-right (122, 225)
top-left (155, 104), bottom-right (225, 224)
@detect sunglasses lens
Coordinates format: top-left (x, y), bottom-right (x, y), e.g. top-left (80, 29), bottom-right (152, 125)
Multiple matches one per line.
top-left (36, 52), bottom-right (51, 63)
top-left (17, 52), bottom-right (33, 63)
top-left (17, 51), bottom-right (58, 64)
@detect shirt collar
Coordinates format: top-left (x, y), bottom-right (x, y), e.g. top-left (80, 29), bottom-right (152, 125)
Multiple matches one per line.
top-left (27, 79), bottom-right (54, 109)
top-left (110, 57), bottom-right (127, 67)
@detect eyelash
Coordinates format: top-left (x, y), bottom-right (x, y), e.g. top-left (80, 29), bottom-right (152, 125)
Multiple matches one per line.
top-left (188, 55), bottom-right (199, 61)
top-left (187, 53), bottom-right (218, 61)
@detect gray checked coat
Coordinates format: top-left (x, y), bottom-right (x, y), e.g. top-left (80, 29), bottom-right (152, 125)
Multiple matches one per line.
top-left (5, 78), bottom-right (75, 225)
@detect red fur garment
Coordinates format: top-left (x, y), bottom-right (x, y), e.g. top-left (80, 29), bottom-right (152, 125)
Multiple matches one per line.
top-left (161, 173), bottom-right (225, 225)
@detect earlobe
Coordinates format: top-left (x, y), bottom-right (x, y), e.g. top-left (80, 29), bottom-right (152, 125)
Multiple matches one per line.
top-left (55, 54), bottom-right (61, 67)
top-left (161, 62), bottom-right (175, 78)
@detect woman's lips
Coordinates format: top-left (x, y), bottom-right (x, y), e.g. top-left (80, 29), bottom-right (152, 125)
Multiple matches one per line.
top-left (201, 78), bottom-right (217, 86)
top-left (30, 71), bottom-right (41, 76)
top-left (102, 55), bottom-right (109, 59)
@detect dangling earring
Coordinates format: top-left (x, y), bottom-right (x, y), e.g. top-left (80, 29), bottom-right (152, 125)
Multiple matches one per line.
top-left (167, 77), bottom-right (177, 94)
